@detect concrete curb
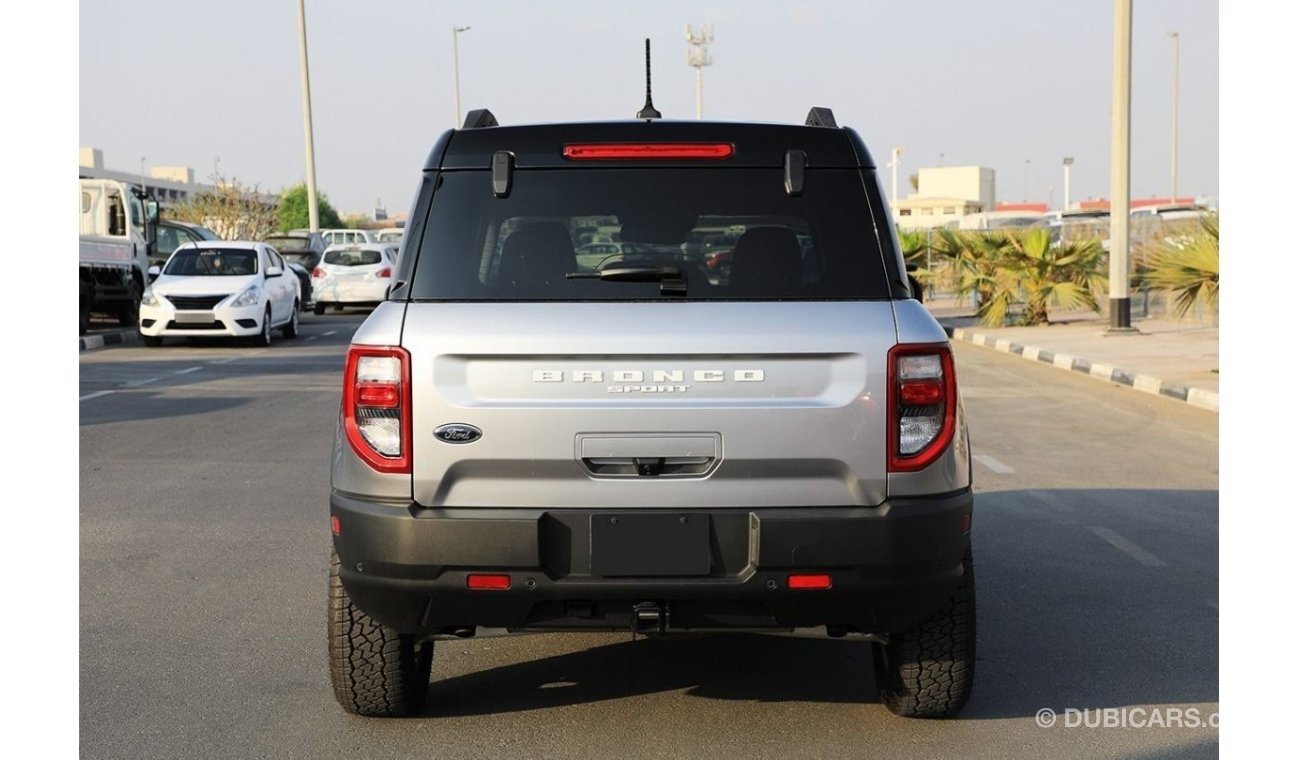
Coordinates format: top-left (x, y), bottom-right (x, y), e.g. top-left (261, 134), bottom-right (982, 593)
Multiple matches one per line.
top-left (79, 330), bottom-right (139, 352)
top-left (943, 325), bottom-right (1219, 413)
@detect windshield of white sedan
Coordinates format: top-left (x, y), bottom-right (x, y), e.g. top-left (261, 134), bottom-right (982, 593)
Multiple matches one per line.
top-left (164, 249), bottom-right (259, 276)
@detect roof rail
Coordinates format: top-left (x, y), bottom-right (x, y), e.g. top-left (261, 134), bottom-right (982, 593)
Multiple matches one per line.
top-left (462, 109), bottom-right (499, 129)
top-left (804, 107), bottom-right (837, 128)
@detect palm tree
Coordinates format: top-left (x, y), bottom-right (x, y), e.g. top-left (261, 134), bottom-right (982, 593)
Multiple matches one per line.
top-left (930, 229), bottom-right (1011, 315)
top-left (993, 228), bottom-right (1108, 326)
top-left (1139, 214), bottom-right (1218, 320)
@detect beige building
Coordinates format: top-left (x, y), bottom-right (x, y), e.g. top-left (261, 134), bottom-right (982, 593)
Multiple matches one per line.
top-left (893, 166), bottom-right (997, 230)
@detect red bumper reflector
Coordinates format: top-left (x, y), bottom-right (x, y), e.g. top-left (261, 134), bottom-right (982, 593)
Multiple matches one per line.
top-left (330, 515), bottom-right (340, 536)
top-left (467, 574), bottom-right (511, 591)
top-left (787, 573), bottom-right (833, 590)
top-left (563, 142), bottom-right (735, 160)
top-left (355, 382), bottom-right (400, 408)
top-left (961, 512), bottom-right (972, 535)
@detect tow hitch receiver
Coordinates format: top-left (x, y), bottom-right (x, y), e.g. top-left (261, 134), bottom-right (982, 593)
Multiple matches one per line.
top-left (633, 602), bottom-right (667, 634)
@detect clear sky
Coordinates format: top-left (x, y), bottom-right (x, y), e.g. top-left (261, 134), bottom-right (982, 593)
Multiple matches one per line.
top-left (79, 0), bottom-right (1217, 216)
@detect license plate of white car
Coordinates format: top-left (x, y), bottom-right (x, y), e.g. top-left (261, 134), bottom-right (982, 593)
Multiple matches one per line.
top-left (175, 311), bottom-right (215, 324)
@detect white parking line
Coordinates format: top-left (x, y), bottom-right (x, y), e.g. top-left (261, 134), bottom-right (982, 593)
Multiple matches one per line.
top-left (1025, 490), bottom-right (1076, 513)
top-left (306, 336), bottom-right (318, 341)
top-left (122, 376), bottom-right (161, 388)
top-left (209, 356), bottom-right (240, 365)
top-left (80, 390), bottom-right (114, 402)
top-left (174, 366), bottom-right (202, 375)
top-left (973, 454), bottom-right (1015, 474)
top-left (1087, 526), bottom-right (1168, 567)
top-left (323, 330), bottom-right (337, 336)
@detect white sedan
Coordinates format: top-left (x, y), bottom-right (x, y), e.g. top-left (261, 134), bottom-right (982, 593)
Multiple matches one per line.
top-left (311, 244), bottom-right (397, 314)
top-left (139, 241), bottom-right (301, 347)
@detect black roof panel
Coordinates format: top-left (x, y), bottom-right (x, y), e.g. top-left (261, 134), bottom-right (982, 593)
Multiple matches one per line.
top-left (428, 120), bottom-right (877, 171)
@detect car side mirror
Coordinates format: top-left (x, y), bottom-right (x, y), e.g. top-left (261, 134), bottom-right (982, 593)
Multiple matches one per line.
top-left (147, 265), bottom-right (161, 281)
top-left (266, 266), bottom-right (283, 278)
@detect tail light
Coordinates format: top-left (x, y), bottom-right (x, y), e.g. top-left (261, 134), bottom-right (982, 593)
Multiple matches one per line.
top-left (887, 343), bottom-right (957, 472)
top-left (342, 345), bottom-right (411, 473)
top-left (311, 267), bottom-right (325, 279)
top-left (376, 267), bottom-right (392, 278)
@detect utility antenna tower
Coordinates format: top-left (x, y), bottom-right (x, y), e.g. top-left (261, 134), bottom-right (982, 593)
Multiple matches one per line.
top-left (685, 24), bottom-right (714, 120)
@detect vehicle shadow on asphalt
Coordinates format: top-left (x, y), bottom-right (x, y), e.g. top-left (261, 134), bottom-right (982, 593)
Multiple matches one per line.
top-left (421, 487), bottom-right (1217, 723)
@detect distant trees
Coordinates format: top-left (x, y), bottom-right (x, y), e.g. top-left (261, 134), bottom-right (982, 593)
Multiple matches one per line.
top-left (168, 173), bottom-right (279, 241)
top-left (278, 183), bottom-right (343, 231)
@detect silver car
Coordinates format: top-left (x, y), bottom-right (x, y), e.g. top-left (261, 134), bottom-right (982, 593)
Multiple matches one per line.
top-left (328, 109), bottom-right (975, 719)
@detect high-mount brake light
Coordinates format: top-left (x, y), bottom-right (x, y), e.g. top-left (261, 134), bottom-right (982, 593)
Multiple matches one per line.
top-left (563, 143), bottom-right (735, 160)
top-left (342, 346), bottom-right (411, 473)
top-left (887, 344), bottom-right (958, 473)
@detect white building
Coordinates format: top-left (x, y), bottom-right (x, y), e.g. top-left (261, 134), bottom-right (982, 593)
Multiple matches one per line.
top-left (893, 166), bottom-right (997, 230)
top-left (79, 146), bottom-right (216, 208)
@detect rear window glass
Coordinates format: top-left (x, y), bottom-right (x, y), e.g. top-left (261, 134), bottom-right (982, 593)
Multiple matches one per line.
top-left (408, 169), bottom-right (890, 301)
top-left (324, 250), bottom-right (383, 266)
top-left (164, 248), bottom-right (258, 276)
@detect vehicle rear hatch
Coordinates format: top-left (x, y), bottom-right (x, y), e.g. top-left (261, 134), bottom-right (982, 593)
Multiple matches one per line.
top-left (399, 123), bottom-right (907, 509)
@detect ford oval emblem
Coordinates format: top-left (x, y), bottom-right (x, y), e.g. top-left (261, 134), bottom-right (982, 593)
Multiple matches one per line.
top-left (434, 423), bottom-right (482, 444)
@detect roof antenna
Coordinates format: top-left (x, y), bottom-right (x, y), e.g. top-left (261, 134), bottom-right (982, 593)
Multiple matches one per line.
top-left (636, 38), bottom-right (662, 120)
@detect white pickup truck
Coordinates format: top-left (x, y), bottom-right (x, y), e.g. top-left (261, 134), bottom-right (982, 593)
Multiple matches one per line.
top-left (79, 179), bottom-right (158, 334)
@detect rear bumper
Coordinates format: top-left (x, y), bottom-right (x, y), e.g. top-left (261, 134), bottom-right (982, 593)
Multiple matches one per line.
top-left (331, 489), bottom-right (973, 636)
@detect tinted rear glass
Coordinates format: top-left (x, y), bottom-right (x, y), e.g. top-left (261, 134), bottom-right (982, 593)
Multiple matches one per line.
top-left (408, 169), bottom-right (890, 300)
top-left (324, 250), bottom-right (383, 266)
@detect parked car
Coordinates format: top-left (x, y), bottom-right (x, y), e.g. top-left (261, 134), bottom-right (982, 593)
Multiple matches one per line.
top-left (264, 231), bottom-right (326, 308)
top-left (283, 260), bottom-right (313, 310)
top-left (153, 219), bottom-right (222, 269)
top-left (321, 228), bottom-right (377, 246)
top-left (139, 241), bottom-right (301, 347)
top-left (311, 243), bottom-right (397, 314)
top-left (327, 107), bottom-right (975, 719)
top-left (374, 227), bottom-right (405, 244)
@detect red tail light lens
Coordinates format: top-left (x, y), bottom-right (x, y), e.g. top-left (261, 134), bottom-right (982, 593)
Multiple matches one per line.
top-left (887, 344), bottom-right (957, 472)
top-left (311, 267), bottom-right (325, 279)
top-left (342, 345), bottom-right (411, 473)
top-left (376, 267), bottom-right (392, 278)
top-left (563, 142), bottom-right (735, 160)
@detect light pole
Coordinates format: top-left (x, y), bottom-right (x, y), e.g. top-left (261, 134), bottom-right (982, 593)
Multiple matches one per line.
top-left (452, 26), bottom-right (471, 128)
top-left (939, 152), bottom-right (945, 167)
top-left (1023, 159), bottom-right (1031, 201)
top-left (1062, 157), bottom-right (1074, 211)
top-left (1168, 31), bottom-right (1179, 200)
top-left (685, 24), bottom-right (714, 120)
top-left (296, 0), bottom-right (320, 231)
top-left (1108, 0), bottom-right (1134, 331)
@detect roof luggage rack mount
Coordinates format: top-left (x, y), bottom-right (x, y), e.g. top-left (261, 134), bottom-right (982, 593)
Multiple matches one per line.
top-left (805, 107), bottom-right (838, 128)
top-left (462, 109), bottom-right (498, 129)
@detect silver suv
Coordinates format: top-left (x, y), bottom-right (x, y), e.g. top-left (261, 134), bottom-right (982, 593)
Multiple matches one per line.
top-left (328, 108), bottom-right (975, 719)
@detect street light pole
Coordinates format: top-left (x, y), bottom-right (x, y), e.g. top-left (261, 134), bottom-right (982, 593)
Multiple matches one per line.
top-left (453, 26), bottom-right (470, 128)
top-left (1062, 157), bottom-right (1074, 211)
top-left (296, 0), bottom-right (320, 231)
top-left (889, 146), bottom-right (904, 208)
top-left (1023, 159), bottom-right (1030, 202)
top-left (1108, 0), bottom-right (1134, 331)
top-left (1169, 31), bottom-right (1180, 200)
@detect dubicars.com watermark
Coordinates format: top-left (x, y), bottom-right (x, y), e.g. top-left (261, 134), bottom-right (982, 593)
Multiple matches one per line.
top-left (1035, 707), bottom-right (1218, 730)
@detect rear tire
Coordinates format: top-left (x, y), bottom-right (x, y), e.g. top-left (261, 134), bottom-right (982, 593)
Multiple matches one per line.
top-left (313, 302), bottom-right (326, 316)
top-left (872, 549), bottom-right (976, 718)
top-left (116, 278), bottom-right (143, 326)
top-left (281, 303), bottom-right (299, 338)
top-left (329, 551), bottom-right (433, 716)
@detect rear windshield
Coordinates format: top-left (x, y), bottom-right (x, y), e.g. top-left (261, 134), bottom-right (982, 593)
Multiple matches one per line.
top-left (408, 169), bottom-right (890, 300)
top-left (164, 248), bottom-right (258, 276)
top-left (324, 249), bottom-right (383, 266)
top-left (265, 236), bottom-right (312, 252)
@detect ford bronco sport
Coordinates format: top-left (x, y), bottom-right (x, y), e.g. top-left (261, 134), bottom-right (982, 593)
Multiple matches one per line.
top-left (329, 106), bottom-right (975, 718)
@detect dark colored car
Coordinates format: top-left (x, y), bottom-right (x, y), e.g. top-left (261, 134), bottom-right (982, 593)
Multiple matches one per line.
top-left (328, 109), bottom-right (972, 720)
top-left (264, 232), bottom-right (327, 308)
top-left (153, 219), bottom-right (222, 269)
